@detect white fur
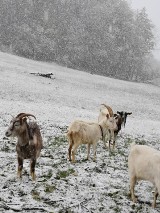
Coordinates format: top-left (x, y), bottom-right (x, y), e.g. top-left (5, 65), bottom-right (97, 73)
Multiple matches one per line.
top-left (128, 143), bottom-right (160, 208)
top-left (98, 104), bottom-right (117, 149)
top-left (98, 104), bottom-right (113, 122)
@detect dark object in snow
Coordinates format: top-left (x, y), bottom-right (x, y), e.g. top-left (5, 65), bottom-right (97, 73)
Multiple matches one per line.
top-left (116, 111), bottom-right (132, 128)
top-left (5, 113), bottom-right (43, 181)
top-left (30, 72), bottom-right (54, 79)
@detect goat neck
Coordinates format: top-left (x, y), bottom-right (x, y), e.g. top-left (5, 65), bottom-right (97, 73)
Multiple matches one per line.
top-left (98, 118), bottom-right (110, 136)
top-left (17, 125), bottom-right (30, 146)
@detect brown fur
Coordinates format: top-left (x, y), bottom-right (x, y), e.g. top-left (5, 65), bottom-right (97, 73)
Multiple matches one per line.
top-left (5, 113), bottom-right (43, 181)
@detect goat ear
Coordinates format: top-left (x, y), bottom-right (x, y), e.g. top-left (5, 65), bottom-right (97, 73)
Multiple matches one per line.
top-left (114, 114), bottom-right (118, 119)
top-left (117, 111), bottom-right (120, 114)
top-left (106, 114), bottom-right (109, 119)
top-left (127, 112), bottom-right (132, 115)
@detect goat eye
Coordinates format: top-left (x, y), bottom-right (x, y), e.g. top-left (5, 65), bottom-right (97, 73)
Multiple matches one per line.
top-left (14, 121), bottom-right (20, 127)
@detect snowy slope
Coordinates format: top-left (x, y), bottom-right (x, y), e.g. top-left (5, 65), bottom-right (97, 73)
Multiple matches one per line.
top-left (0, 52), bottom-right (160, 212)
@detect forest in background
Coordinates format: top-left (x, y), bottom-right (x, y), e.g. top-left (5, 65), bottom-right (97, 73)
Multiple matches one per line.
top-left (0, 0), bottom-right (160, 82)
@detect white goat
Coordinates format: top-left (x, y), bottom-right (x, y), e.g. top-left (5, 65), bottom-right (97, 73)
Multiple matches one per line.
top-left (98, 104), bottom-right (116, 149)
top-left (67, 114), bottom-right (117, 163)
top-left (128, 143), bottom-right (160, 208)
top-left (98, 104), bottom-right (132, 149)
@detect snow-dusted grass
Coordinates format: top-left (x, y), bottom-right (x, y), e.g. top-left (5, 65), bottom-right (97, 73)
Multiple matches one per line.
top-left (0, 52), bottom-right (160, 212)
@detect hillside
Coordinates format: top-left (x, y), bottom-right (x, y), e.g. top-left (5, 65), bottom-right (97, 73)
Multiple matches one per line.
top-left (0, 52), bottom-right (160, 212)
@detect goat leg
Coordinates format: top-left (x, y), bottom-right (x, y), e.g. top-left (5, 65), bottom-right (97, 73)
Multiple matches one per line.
top-left (152, 188), bottom-right (158, 208)
top-left (30, 159), bottom-right (36, 181)
top-left (17, 156), bottom-right (23, 179)
top-left (71, 143), bottom-right (79, 163)
top-left (109, 140), bottom-right (111, 150)
top-left (68, 144), bottom-right (72, 161)
top-left (92, 143), bottom-right (97, 162)
top-left (130, 176), bottom-right (137, 203)
top-left (108, 129), bottom-right (115, 150)
top-left (113, 131), bottom-right (118, 149)
top-left (87, 144), bottom-right (91, 160)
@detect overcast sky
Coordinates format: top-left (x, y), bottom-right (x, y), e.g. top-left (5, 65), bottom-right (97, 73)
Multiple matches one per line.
top-left (128, 0), bottom-right (160, 60)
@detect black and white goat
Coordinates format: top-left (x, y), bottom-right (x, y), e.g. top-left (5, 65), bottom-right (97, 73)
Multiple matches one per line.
top-left (110, 111), bottom-right (132, 149)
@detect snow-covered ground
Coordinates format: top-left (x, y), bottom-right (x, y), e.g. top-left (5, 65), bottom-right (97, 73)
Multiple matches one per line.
top-left (0, 52), bottom-right (160, 212)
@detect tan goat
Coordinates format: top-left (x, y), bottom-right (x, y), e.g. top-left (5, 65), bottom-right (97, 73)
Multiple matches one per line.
top-left (67, 114), bottom-right (117, 163)
top-left (5, 113), bottom-right (43, 181)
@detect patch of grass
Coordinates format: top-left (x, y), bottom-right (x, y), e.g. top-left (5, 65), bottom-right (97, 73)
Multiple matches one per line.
top-left (44, 184), bottom-right (56, 193)
top-left (108, 191), bottom-right (119, 198)
top-left (113, 206), bottom-right (121, 212)
top-left (53, 124), bottom-right (68, 133)
top-left (125, 136), bottom-right (147, 146)
top-left (93, 166), bottom-right (102, 173)
top-left (99, 206), bottom-right (104, 211)
top-left (117, 148), bottom-right (126, 157)
top-left (109, 150), bottom-right (116, 157)
top-left (18, 189), bottom-right (26, 196)
top-left (1, 143), bottom-right (10, 152)
top-left (81, 158), bottom-right (88, 162)
top-left (79, 144), bottom-right (86, 152)
top-left (55, 168), bottom-right (75, 179)
top-left (31, 190), bottom-right (41, 201)
top-left (135, 138), bottom-right (146, 145)
top-left (40, 169), bottom-right (53, 181)
top-left (58, 209), bottom-right (75, 213)
top-left (99, 162), bottom-right (106, 170)
top-left (48, 135), bottom-right (67, 147)
top-left (125, 137), bottom-right (134, 145)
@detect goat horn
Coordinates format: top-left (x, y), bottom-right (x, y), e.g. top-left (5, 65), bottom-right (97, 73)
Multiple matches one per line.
top-left (16, 113), bottom-right (26, 118)
top-left (17, 113), bottom-right (36, 120)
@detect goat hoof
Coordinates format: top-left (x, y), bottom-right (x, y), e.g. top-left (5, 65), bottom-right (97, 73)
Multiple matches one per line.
top-left (31, 172), bottom-right (36, 181)
top-left (152, 203), bottom-right (156, 209)
top-left (17, 171), bottom-right (22, 179)
top-left (132, 197), bottom-right (137, 203)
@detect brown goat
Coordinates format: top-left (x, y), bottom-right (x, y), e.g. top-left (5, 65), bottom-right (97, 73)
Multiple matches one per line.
top-left (5, 113), bottom-right (43, 181)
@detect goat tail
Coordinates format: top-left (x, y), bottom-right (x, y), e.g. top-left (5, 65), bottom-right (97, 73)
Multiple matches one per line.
top-left (67, 131), bottom-right (74, 145)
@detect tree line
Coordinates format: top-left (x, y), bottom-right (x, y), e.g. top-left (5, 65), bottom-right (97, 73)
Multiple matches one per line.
top-left (0, 0), bottom-right (158, 81)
